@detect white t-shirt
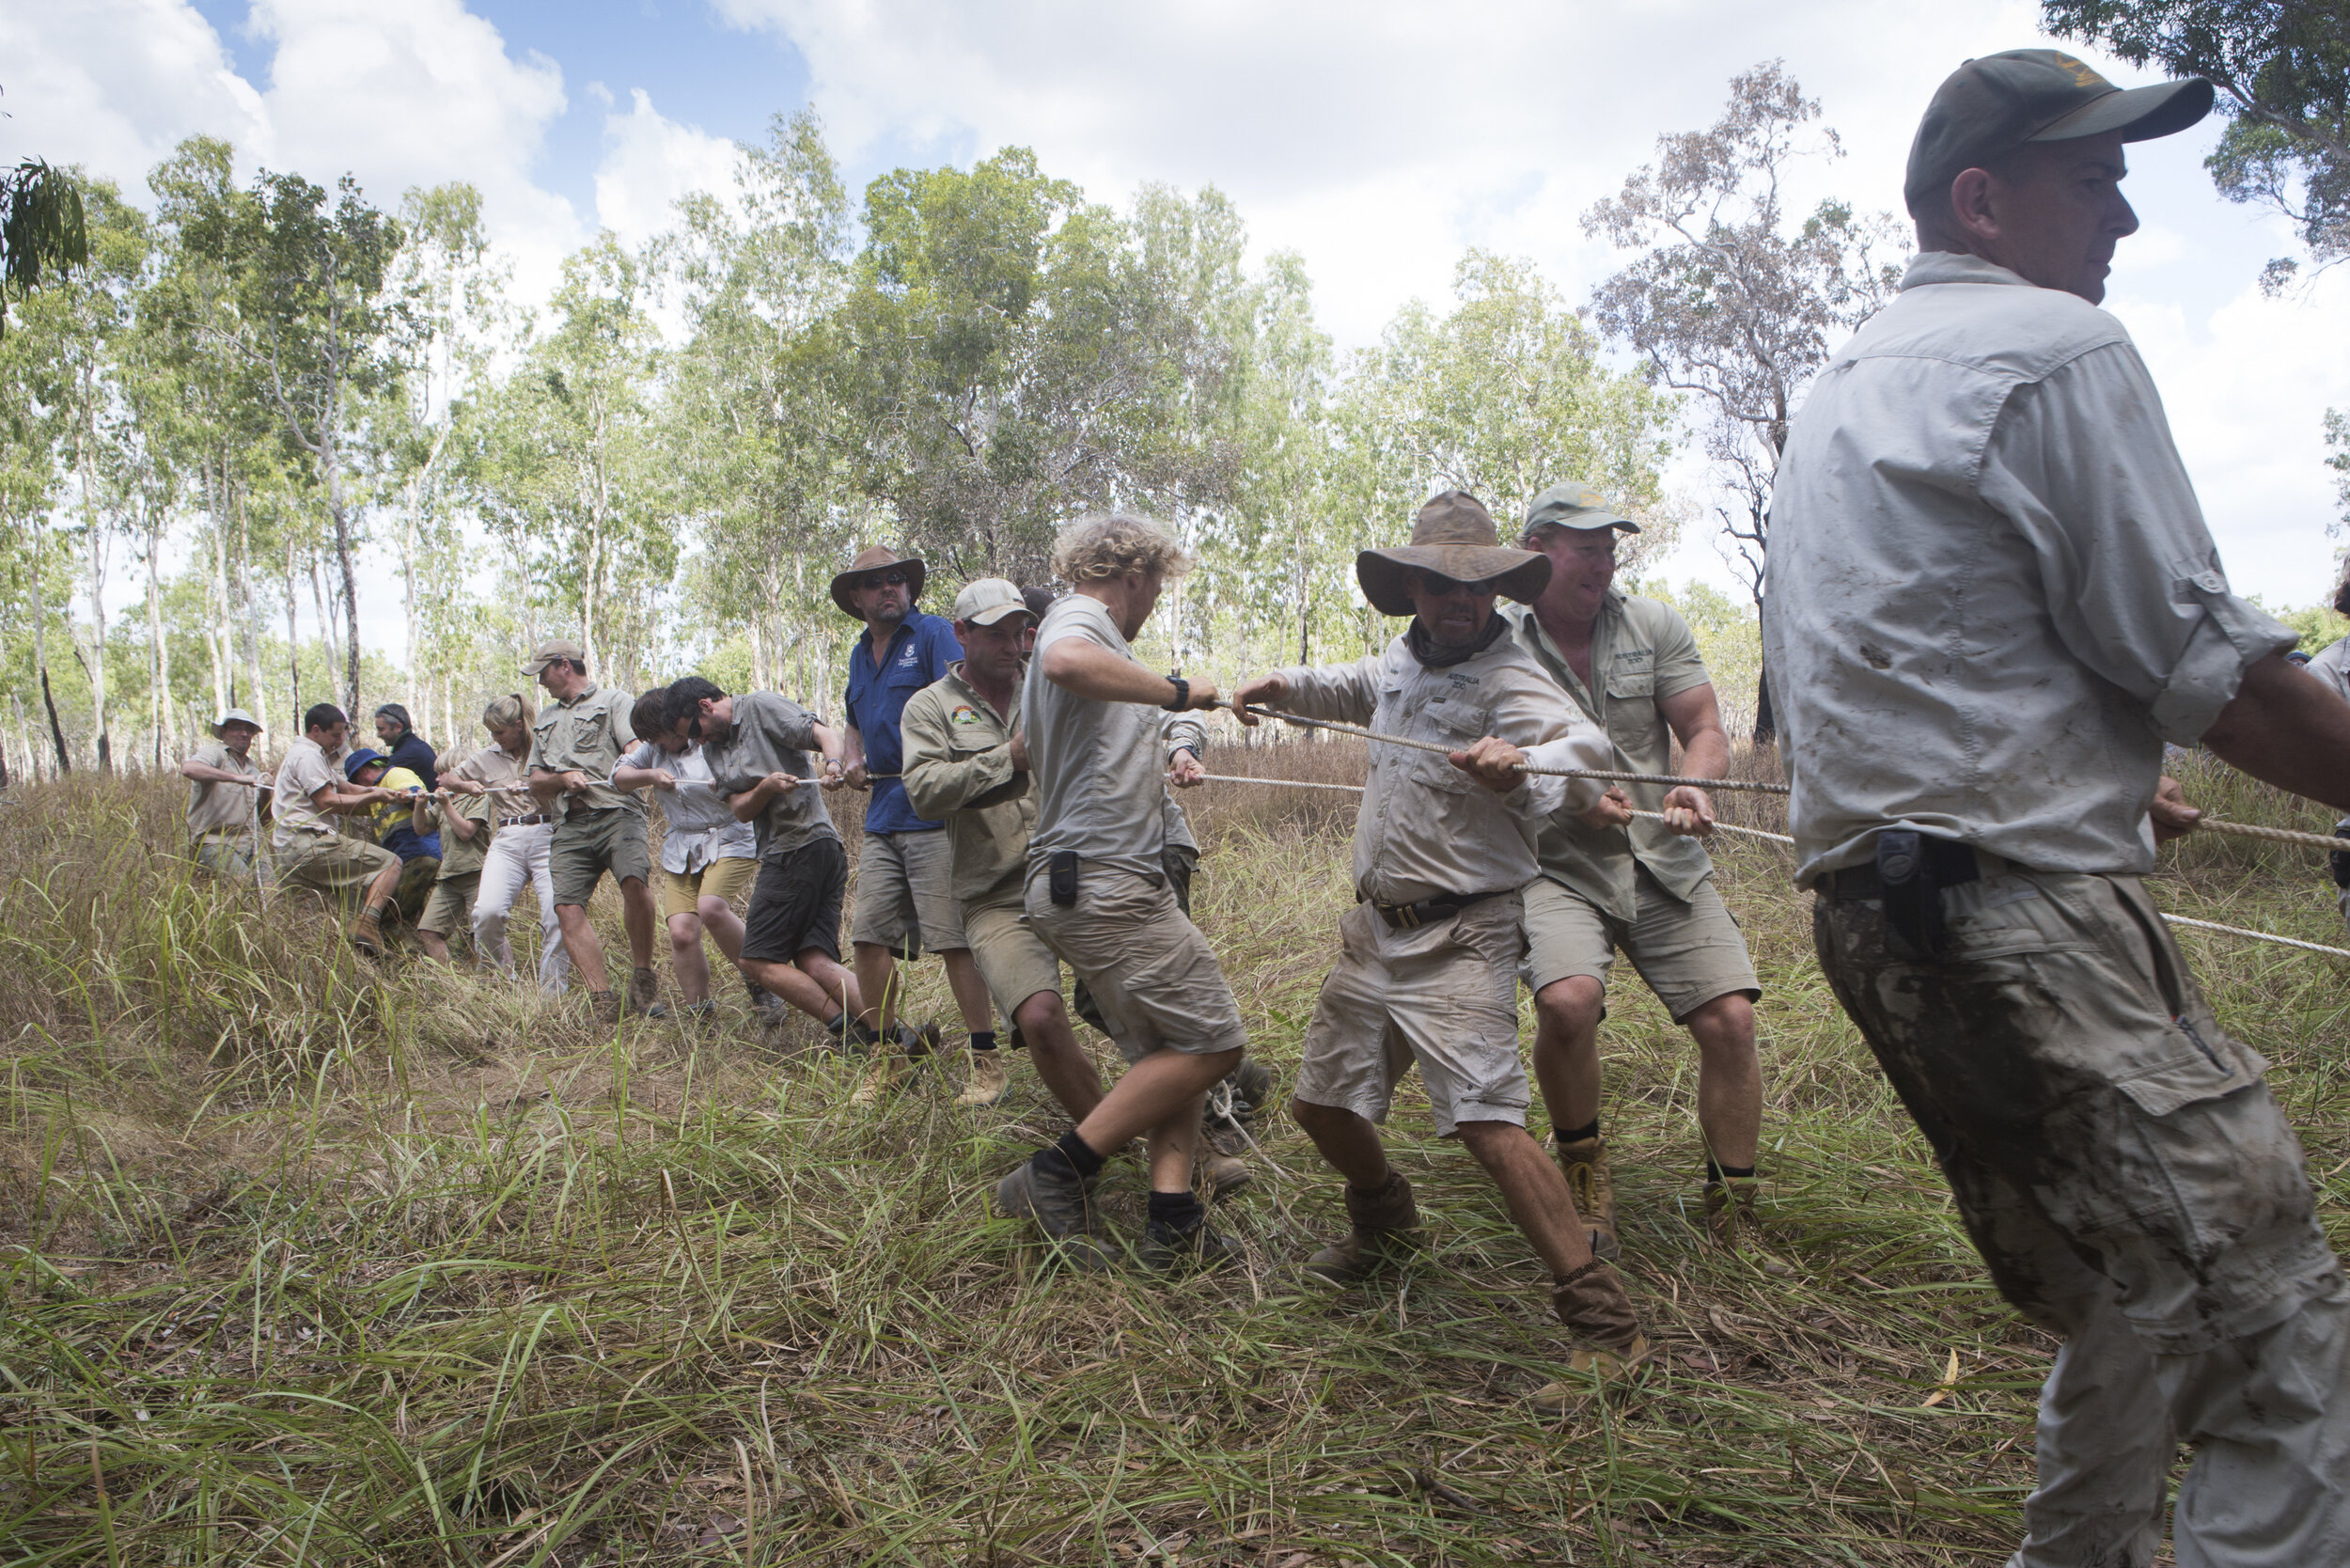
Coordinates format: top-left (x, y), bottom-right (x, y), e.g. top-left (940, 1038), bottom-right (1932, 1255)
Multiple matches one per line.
top-left (1024, 593), bottom-right (1169, 882)
top-left (614, 739), bottom-right (758, 874)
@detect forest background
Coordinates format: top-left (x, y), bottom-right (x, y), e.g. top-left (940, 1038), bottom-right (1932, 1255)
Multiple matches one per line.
top-left (8, 3), bottom-right (2350, 778)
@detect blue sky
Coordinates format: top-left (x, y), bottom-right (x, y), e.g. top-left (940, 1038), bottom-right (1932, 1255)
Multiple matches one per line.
top-left (14, 0), bottom-right (2350, 639)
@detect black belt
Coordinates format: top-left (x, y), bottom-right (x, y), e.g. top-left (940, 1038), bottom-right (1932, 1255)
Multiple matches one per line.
top-left (1370, 888), bottom-right (1512, 931)
top-left (1814, 835), bottom-right (1988, 900)
top-left (1817, 834), bottom-right (2003, 959)
top-left (503, 814), bottom-right (552, 828)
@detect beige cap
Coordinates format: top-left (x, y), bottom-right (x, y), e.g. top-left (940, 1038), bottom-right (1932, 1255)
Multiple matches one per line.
top-left (951, 577), bottom-right (1034, 627)
top-left (212, 707), bottom-right (262, 735)
top-left (522, 638), bottom-right (588, 675)
top-left (1521, 481), bottom-right (1641, 539)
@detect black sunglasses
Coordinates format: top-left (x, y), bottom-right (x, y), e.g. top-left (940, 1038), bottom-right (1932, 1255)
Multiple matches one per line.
top-left (863, 570), bottom-right (912, 588)
top-left (1409, 569), bottom-right (1507, 596)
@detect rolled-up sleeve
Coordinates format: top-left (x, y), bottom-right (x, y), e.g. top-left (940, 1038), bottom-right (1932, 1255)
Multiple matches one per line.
top-left (1981, 344), bottom-right (2295, 745)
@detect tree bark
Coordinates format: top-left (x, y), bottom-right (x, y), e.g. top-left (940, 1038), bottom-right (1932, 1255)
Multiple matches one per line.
top-left (40, 667), bottom-right (70, 774)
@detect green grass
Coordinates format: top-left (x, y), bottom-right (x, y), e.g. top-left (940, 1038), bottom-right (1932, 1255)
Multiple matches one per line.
top-left (1, 745), bottom-right (2345, 1565)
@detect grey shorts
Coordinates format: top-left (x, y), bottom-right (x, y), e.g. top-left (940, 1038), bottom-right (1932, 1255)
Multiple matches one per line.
top-left (853, 828), bottom-right (966, 956)
top-left (1025, 860), bottom-right (1246, 1065)
top-left (418, 870), bottom-right (481, 938)
top-left (1815, 866), bottom-right (2341, 1355)
top-left (549, 808), bottom-right (650, 907)
top-left (1294, 893), bottom-right (1530, 1137)
top-left (1523, 867), bottom-right (1760, 1022)
top-left (962, 892), bottom-right (1063, 1026)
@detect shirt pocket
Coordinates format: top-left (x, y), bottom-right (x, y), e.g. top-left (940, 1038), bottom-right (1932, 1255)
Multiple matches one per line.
top-left (1605, 665), bottom-right (1656, 701)
top-left (1405, 691), bottom-right (1489, 794)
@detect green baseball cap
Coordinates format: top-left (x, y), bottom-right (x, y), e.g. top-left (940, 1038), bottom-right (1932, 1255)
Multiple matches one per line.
top-left (1904, 48), bottom-right (2214, 218)
top-left (1521, 481), bottom-right (1641, 540)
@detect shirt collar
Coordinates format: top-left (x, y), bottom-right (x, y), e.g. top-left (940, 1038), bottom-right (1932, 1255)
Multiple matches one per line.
top-left (558, 682), bottom-right (601, 708)
top-left (863, 611), bottom-right (923, 660)
top-left (1901, 250), bottom-right (2037, 291)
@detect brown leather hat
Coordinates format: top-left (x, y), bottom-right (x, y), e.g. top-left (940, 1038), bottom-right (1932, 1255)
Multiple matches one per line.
top-left (828, 546), bottom-right (927, 619)
top-left (1355, 491), bottom-right (1552, 617)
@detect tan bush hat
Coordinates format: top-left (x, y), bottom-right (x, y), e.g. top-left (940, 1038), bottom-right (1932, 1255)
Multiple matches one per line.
top-left (522, 637), bottom-right (587, 676)
top-left (212, 707), bottom-right (262, 735)
top-left (951, 577), bottom-right (1032, 627)
top-left (1355, 491), bottom-right (1552, 618)
top-left (829, 546), bottom-right (927, 619)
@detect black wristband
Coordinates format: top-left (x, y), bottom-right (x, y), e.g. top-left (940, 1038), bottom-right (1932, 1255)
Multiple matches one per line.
top-left (1162, 676), bottom-right (1189, 712)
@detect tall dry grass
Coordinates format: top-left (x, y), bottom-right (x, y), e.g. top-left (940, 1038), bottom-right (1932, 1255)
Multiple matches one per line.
top-left (0, 745), bottom-right (2344, 1566)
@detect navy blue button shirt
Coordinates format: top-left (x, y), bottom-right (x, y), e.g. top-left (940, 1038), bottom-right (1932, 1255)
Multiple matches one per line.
top-left (844, 609), bottom-right (964, 834)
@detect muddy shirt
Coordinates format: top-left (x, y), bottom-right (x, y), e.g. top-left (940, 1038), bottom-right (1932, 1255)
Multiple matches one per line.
top-left (185, 741), bottom-right (265, 841)
top-left (699, 693), bottom-right (838, 863)
top-left (527, 682), bottom-right (639, 822)
top-left (1025, 594), bottom-right (1170, 882)
top-left (1504, 596), bottom-right (1716, 922)
top-left (1273, 625), bottom-right (1611, 906)
top-left (1764, 250), bottom-right (2295, 883)
top-left (901, 662), bottom-right (1033, 903)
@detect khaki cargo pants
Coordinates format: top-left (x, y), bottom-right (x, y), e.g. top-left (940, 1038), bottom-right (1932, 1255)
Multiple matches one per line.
top-left (1815, 865), bottom-right (2349, 1567)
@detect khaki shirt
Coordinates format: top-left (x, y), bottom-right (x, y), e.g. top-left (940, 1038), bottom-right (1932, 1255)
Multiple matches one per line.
top-left (450, 743), bottom-right (535, 826)
top-left (1275, 628), bottom-right (1611, 905)
top-left (1503, 597), bottom-right (1716, 920)
top-left (527, 683), bottom-right (639, 821)
top-left (185, 741), bottom-right (264, 841)
top-left (426, 792), bottom-right (493, 878)
top-left (271, 736), bottom-right (344, 855)
top-left (902, 663), bottom-right (1035, 904)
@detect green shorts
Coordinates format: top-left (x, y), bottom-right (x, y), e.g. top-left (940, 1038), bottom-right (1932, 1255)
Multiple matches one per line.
top-left (419, 870), bottom-right (481, 938)
top-left (549, 808), bottom-right (650, 908)
top-left (277, 834), bottom-right (400, 907)
top-left (1522, 866), bottom-right (1760, 1023)
top-left (962, 891), bottom-right (1063, 1027)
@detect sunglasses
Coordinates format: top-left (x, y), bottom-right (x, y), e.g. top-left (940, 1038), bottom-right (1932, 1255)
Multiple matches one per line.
top-left (863, 570), bottom-right (912, 588)
top-left (1408, 570), bottom-right (1508, 596)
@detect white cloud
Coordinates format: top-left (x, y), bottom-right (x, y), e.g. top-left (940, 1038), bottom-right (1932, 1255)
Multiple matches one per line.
top-left (593, 89), bottom-right (744, 249)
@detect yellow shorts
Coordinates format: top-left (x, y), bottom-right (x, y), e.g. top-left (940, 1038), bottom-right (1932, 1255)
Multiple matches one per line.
top-left (660, 855), bottom-right (759, 921)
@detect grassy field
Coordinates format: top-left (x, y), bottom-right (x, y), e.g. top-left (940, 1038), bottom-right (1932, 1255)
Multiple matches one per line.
top-left (3, 742), bottom-right (2347, 1566)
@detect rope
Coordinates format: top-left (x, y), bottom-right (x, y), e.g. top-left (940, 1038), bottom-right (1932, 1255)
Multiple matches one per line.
top-left (1215, 699), bottom-right (1792, 795)
top-left (2159, 915), bottom-right (2350, 959)
top-left (1624, 807), bottom-right (1798, 847)
top-left (1191, 772), bottom-right (1367, 794)
top-left (2192, 818), bottom-right (2348, 854)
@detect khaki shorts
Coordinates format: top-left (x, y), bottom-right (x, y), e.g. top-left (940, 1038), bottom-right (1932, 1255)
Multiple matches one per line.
top-left (549, 808), bottom-right (650, 907)
top-left (963, 892), bottom-right (1063, 1026)
top-left (659, 855), bottom-right (758, 922)
top-left (1523, 866), bottom-right (1760, 1022)
top-left (192, 831), bottom-right (257, 878)
top-left (1294, 894), bottom-right (1530, 1137)
top-left (277, 833), bottom-right (400, 906)
top-left (853, 829), bottom-right (965, 956)
top-left (419, 870), bottom-right (481, 937)
top-left (1026, 860), bottom-right (1246, 1065)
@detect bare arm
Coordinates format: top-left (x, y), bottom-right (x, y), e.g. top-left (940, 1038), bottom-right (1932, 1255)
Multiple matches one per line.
top-left (2193, 653), bottom-right (2350, 814)
top-left (1655, 682), bottom-right (1731, 837)
top-left (611, 764), bottom-right (677, 792)
top-left (1041, 637), bottom-right (1219, 710)
top-left (728, 771), bottom-right (800, 823)
top-left (180, 758), bottom-right (258, 786)
top-left (840, 723), bottom-right (869, 789)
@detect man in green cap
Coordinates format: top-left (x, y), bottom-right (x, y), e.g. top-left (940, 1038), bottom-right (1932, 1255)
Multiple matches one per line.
top-left (1232, 491), bottom-right (1652, 1414)
top-left (524, 638), bottom-right (660, 1024)
top-left (1502, 482), bottom-right (1766, 1263)
top-left (1769, 48), bottom-right (2350, 1565)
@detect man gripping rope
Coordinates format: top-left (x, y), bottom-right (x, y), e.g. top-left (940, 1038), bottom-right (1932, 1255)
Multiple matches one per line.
top-left (180, 707), bottom-right (271, 877)
top-left (1767, 49), bottom-right (2350, 1566)
top-left (1233, 490), bottom-right (1651, 1416)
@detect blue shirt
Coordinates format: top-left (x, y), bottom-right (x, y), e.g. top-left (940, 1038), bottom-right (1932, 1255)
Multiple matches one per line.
top-left (844, 609), bottom-right (964, 834)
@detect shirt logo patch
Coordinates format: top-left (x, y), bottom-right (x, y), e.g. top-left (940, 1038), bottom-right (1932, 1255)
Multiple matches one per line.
top-left (1615, 650), bottom-right (1653, 667)
top-left (897, 647), bottom-right (919, 666)
top-left (950, 706), bottom-right (983, 725)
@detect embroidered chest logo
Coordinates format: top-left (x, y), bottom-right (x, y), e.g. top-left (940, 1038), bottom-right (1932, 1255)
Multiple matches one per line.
top-left (1614, 650), bottom-right (1653, 668)
top-left (950, 706), bottom-right (983, 725)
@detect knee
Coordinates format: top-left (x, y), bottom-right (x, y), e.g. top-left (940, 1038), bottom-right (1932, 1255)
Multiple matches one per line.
top-left (697, 896), bottom-right (730, 923)
top-left (1533, 977), bottom-right (1605, 1038)
top-left (1291, 1096), bottom-right (1350, 1137)
top-left (1686, 992), bottom-right (1759, 1055)
top-left (667, 916), bottom-right (700, 947)
top-left (1013, 992), bottom-right (1067, 1037)
top-left (1453, 1118), bottom-right (1527, 1166)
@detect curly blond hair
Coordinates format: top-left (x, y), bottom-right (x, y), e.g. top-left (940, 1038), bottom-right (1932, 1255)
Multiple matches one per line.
top-left (1049, 513), bottom-right (1192, 585)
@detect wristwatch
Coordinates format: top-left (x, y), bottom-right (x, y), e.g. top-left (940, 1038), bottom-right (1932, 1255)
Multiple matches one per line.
top-left (1163, 676), bottom-right (1190, 712)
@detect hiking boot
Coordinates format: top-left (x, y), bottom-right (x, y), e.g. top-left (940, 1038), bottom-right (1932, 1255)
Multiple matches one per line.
top-left (625, 966), bottom-right (660, 1017)
top-left (1199, 1152), bottom-right (1252, 1202)
top-left (347, 903), bottom-right (389, 958)
top-left (1555, 1135), bottom-right (1620, 1262)
top-left (851, 1051), bottom-right (915, 1105)
top-left (682, 999), bottom-right (716, 1023)
top-left (957, 1049), bottom-right (1010, 1107)
top-left (1138, 1210), bottom-right (1235, 1276)
top-left (1704, 1176), bottom-right (1790, 1274)
top-left (1303, 1171), bottom-right (1423, 1286)
top-left (1208, 1054), bottom-right (1275, 1130)
top-left (994, 1157), bottom-right (1113, 1272)
top-left (589, 990), bottom-right (622, 1027)
top-left (1531, 1258), bottom-right (1654, 1417)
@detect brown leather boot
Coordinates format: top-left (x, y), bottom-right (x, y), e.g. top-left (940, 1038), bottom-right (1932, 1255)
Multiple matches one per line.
top-left (589, 990), bottom-right (622, 1027)
top-left (348, 901), bottom-right (391, 958)
top-left (1554, 1134), bottom-right (1620, 1261)
top-left (1303, 1170), bottom-right (1423, 1285)
top-left (1704, 1176), bottom-right (1791, 1274)
top-left (625, 966), bottom-right (659, 1016)
top-left (1532, 1259), bottom-right (1653, 1417)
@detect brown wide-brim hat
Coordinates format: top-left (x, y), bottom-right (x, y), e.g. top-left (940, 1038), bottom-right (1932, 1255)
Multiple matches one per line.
top-left (1355, 491), bottom-right (1552, 618)
top-left (828, 546), bottom-right (927, 619)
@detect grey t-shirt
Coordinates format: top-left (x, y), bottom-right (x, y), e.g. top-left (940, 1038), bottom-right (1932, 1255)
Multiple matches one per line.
top-left (1025, 593), bottom-right (1168, 881)
top-left (700, 692), bottom-right (838, 862)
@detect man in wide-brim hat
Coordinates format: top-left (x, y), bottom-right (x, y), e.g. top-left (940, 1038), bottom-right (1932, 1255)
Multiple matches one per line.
top-left (181, 706), bottom-right (273, 877)
top-left (1231, 490), bottom-right (1654, 1416)
top-left (829, 543), bottom-right (988, 1105)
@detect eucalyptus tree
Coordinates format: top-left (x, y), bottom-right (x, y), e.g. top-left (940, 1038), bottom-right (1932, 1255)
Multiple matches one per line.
top-left (0, 157), bottom-right (88, 336)
top-left (0, 314), bottom-right (72, 772)
top-left (184, 167), bottom-right (405, 717)
top-left (1583, 61), bottom-right (1902, 738)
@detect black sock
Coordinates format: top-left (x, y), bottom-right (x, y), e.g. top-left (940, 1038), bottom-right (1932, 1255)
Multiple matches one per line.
top-left (823, 1012), bottom-right (884, 1046)
top-left (1558, 1118), bottom-right (1601, 1146)
top-left (1147, 1190), bottom-right (1204, 1228)
top-left (1706, 1160), bottom-right (1757, 1184)
top-left (969, 1030), bottom-right (997, 1053)
top-left (1035, 1129), bottom-right (1105, 1183)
